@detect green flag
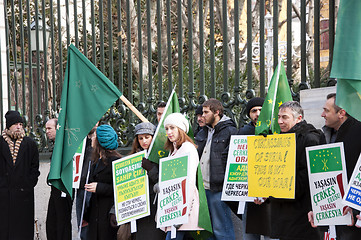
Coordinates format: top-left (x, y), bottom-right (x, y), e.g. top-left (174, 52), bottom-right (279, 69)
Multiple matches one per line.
top-left (189, 165), bottom-right (213, 240)
top-left (309, 147), bottom-right (342, 174)
top-left (48, 44), bottom-right (122, 197)
top-left (147, 89), bottom-right (180, 164)
top-left (255, 61), bottom-right (293, 135)
top-left (330, 0), bottom-right (361, 122)
top-left (161, 155), bottom-right (188, 181)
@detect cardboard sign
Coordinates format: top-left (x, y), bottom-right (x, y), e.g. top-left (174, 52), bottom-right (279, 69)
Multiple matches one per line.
top-left (112, 151), bottom-right (150, 225)
top-left (247, 133), bottom-right (296, 198)
top-left (306, 143), bottom-right (351, 226)
top-left (73, 138), bottom-right (87, 189)
top-left (157, 153), bottom-right (189, 228)
top-left (343, 153), bottom-right (361, 211)
top-left (221, 135), bottom-right (254, 202)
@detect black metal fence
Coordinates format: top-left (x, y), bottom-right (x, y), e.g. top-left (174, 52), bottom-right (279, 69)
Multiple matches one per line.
top-left (3, 0), bottom-right (336, 152)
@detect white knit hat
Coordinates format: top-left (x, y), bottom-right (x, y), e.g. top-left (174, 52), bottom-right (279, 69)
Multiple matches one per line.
top-left (163, 113), bottom-right (189, 133)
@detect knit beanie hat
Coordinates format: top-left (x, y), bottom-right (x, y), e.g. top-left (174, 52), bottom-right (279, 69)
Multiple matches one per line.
top-left (164, 113), bottom-right (189, 133)
top-left (195, 105), bottom-right (203, 116)
top-left (5, 110), bottom-right (23, 129)
top-left (134, 122), bottom-right (156, 136)
top-left (96, 125), bottom-right (118, 150)
top-left (246, 97), bottom-right (264, 117)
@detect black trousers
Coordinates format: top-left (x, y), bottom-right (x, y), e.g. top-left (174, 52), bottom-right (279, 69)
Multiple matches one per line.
top-left (46, 186), bottom-right (73, 240)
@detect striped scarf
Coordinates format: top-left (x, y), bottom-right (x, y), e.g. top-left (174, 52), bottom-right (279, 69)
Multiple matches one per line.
top-left (2, 128), bottom-right (25, 165)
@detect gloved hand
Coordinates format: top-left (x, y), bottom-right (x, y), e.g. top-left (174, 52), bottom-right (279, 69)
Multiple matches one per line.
top-left (142, 157), bottom-right (154, 171)
top-left (110, 213), bottom-right (118, 228)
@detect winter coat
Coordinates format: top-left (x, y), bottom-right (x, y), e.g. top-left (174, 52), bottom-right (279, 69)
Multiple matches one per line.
top-left (323, 116), bottom-right (361, 179)
top-left (0, 136), bottom-right (40, 240)
top-left (270, 121), bottom-right (325, 240)
top-left (87, 155), bottom-right (119, 240)
top-left (135, 157), bottom-right (166, 239)
top-left (234, 121), bottom-right (272, 236)
top-left (238, 121), bottom-right (256, 135)
top-left (322, 116), bottom-right (361, 239)
top-left (195, 116), bottom-right (238, 191)
top-left (163, 141), bottom-right (203, 232)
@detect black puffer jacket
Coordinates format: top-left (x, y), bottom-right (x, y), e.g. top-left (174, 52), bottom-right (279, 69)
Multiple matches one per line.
top-left (270, 121), bottom-right (325, 240)
top-left (195, 116), bottom-right (238, 191)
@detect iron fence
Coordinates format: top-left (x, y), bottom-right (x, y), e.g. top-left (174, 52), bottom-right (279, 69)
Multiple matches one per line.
top-left (3, 0), bottom-right (336, 152)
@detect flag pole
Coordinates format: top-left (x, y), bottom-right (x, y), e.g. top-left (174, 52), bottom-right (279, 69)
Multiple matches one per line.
top-left (119, 95), bottom-right (149, 122)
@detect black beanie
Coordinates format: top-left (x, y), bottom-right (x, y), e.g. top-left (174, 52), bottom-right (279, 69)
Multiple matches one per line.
top-left (5, 110), bottom-right (23, 129)
top-left (195, 105), bottom-right (203, 115)
top-left (246, 97), bottom-right (265, 117)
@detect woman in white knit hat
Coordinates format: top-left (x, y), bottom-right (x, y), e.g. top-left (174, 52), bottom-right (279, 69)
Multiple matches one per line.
top-left (162, 113), bottom-right (203, 240)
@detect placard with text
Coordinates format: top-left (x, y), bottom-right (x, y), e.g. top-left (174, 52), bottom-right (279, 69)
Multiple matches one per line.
top-left (247, 133), bottom-right (296, 198)
top-left (112, 151), bottom-right (150, 225)
top-left (306, 143), bottom-right (351, 226)
top-left (157, 153), bottom-right (190, 228)
top-left (221, 135), bottom-right (254, 202)
top-left (343, 154), bottom-right (361, 212)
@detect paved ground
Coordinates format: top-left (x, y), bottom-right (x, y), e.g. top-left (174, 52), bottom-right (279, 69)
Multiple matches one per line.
top-left (71, 200), bottom-right (245, 240)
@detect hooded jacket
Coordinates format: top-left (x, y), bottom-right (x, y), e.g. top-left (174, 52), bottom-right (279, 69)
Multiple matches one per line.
top-left (195, 115), bottom-right (238, 191)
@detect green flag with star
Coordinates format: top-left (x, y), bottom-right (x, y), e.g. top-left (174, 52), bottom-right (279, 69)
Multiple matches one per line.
top-left (255, 61), bottom-right (293, 135)
top-left (147, 89), bottom-right (180, 164)
top-left (330, 0), bottom-right (361, 122)
top-left (161, 155), bottom-right (188, 181)
top-left (48, 44), bottom-right (122, 198)
top-left (309, 147), bottom-right (342, 174)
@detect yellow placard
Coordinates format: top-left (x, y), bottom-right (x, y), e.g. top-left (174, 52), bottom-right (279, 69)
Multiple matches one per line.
top-left (247, 133), bottom-right (296, 199)
top-left (117, 176), bottom-right (146, 202)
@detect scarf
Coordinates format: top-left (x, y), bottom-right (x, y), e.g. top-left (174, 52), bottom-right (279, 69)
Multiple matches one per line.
top-left (2, 128), bottom-right (25, 165)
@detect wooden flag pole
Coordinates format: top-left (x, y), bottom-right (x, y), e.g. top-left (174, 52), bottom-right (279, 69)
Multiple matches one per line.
top-left (119, 95), bottom-right (149, 122)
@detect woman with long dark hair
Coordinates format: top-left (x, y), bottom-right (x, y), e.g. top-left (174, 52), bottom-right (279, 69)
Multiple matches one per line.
top-left (131, 122), bottom-right (166, 239)
top-left (85, 124), bottom-right (121, 240)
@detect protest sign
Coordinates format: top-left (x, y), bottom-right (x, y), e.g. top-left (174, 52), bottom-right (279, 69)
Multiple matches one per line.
top-left (343, 154), bottom-right (361, 211)
top-left (73, 138), bottom-right (87, 189)
top-left (306, 143), bottom-right (351, 226)
top-left (247, 133), bottom-right (296, 198)
top-left (157, 153), bottom-right (190, 228)
top-left (112, 151), bottom-right (150, 225)
top-left (221, 135), bottom-right (254, 202)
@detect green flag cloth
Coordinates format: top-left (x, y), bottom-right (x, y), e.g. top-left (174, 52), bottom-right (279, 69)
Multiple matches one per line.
top-left (189, 165), bottom-right (213, 240)
top-left (330, 0), bottom-right (361, 121)
top-left (147, 89), bottom-right (180, 164)
top-left (255, 61), bottom-right (293, 135)
top-left (48, 44), bottom-right (122, 197)
top-left (309, 147), bottom-right (342, 174)
top-left (161, 155), bottom-right (188, 181)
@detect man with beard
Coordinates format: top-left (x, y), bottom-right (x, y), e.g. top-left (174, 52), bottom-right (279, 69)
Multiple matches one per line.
top-left (0, 110), bottom-right (40, 239)
top-left (195, 98), bottom-right (238, 239)
top-left (269, 101), bottom-right (324, 240)
top-left (45, 118), bottom-right (73, 240)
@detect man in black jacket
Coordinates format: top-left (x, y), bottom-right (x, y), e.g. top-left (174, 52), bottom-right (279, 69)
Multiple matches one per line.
top-left (0, 110), bottom-right (40, 239)
top-left (308, 93), bottom-right (361, 239)
top-left (269, 101), bottom-right (324, 240)
top-left (46, 118), bottom-right (73, 240)
top-left (238, 97), bottom-right (264, 135)
top-left (195, 98), bottom-right (238, 239)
